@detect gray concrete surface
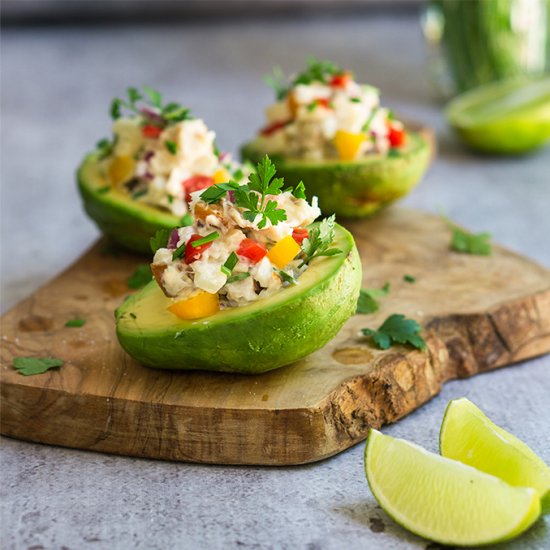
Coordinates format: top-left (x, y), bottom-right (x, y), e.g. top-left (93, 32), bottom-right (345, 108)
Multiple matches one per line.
top-left (1, 14), bottom-right (549, 550)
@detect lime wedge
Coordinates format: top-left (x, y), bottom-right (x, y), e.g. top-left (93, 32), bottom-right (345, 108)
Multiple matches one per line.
top-left (445, 77), bottom-right (550, 154)
top-left (365, 429), bottom-right (540, 546)
top-left (440, 398), bottom-right (550, 513)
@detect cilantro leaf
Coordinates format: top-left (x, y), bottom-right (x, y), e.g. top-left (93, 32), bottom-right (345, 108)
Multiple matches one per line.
top-left (150, 228), bottom-right (172, 252)
top-left (13, 357), bottom-right (64, 376)
top-left (264, 66), bottom-right (288, 100)
top-left (290, 181), bottom-right (306, 200)
top-left (451, 228), bottom-right (492, 255)
top-left (362, 314), bottom-right (426, 351)
top-left (200, 181), bottom-right (241, 204)
top-left (65, 318), bottom-right (86, 328)
top-left (403, 274), bottom-right (416, 283)
top-left (299, 215), bottom-right (343, 267)
top-left (356, 282), bottom-right (390, 314)
top-left (292, 57), bottom-right (342, 86)
top-left (142, 85), bottom-right (162, 108)
top-left (234, 156), bottom-right (287, 228)
top-left (127, 264), bottom-right (153, 289)
top-left (127, 87), bottom-right (142, 104)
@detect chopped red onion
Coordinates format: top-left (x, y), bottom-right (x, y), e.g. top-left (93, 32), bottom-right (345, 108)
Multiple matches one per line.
top-left (219, 151), bottom-right (229, 162)
top-left (227, 190), bottom-right (235, 203)
top-left (143, 150), bottom-right (155, 162)
top-left (140, 107), bottom-right (165, 125)
top-left (168, 229), bottom-right (180, 249)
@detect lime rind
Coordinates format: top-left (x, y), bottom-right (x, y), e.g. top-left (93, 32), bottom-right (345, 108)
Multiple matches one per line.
top-left (365, 429), bottom-right (541, 546)
top-left (445, 77), bottom-right (550, 154)
top-left (440, 398), bottom-right (550, 514)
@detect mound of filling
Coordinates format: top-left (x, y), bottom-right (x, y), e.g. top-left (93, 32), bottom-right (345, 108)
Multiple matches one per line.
top-left (256, 58), bottom-right (407, 161)
top-left (150, 156), bottom-right (342, 319)
top-left (95, 86), bottom-right (248, 217)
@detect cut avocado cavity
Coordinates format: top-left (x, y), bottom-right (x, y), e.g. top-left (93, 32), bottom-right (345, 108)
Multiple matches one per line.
top-left (77, 153), bottom-right (180, 254)
top-left (116, 223), bottom-right (361, 374)
top-left (241, 131), bottom-right (430, 218)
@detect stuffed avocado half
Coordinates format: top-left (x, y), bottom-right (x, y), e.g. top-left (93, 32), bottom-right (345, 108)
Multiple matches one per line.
top-left (115, 155), bottom-right (362, 374)
top-left (241, 59), bottom-right (430, 218)
top-left (77, 86), bottom-right (249, 254)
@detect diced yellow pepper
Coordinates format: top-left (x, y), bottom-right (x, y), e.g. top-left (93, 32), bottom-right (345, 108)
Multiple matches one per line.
top-left (168, 291), bottom-right (220, 320)
top-left (213, 168), bottom-right (230, 184)
top-left (108, 155), bottom-right (136, 186)
top-left (267, 235), bottom-right (301, 269)
top-left (333, 130), bottom-right (366, 161)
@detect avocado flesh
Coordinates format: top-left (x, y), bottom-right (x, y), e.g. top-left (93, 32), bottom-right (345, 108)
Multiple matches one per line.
top-left (241, 131), bottom-right (430, 218)
top-left (116, 224), bottom-right (361, 374)
top-left (77, 153), bottom-right (180, 254)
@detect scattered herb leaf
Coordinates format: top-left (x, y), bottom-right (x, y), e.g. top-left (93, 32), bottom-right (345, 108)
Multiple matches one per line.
top-left (221, 252), bottom-right (239, 276)
top-left (150, 228), bottom-right (172, 253)
top-left (200, 181), bottom-right (241, 204)
top-left (292, 57), bottom-right (342, 87)
top-left (350, 97), bottom-right (361, 103)
top-left (291, 181), bottom-right (306, 200)
top-left (13, 357), bottom-right (64, 376)
top-left (129, 312), bottom-right (137, 319)
top-left (403, 274), bottom-right (416, 283)
top-left (299, 215), bottom-right (342, 267)
top-left (65, 318), bottom-right (86, 328)
top-left (127, 264), bottom-right (152, 289)
top-left (356, 282), bottom-right (391, 314)
top-left (362, 314), bottom-right (426, 351)
top-left (264, 66), bottom-right (288, 100)
top-left (450, 226), bottom-right (492, 255)
top-left (96, 138), bottom-right (114, 159)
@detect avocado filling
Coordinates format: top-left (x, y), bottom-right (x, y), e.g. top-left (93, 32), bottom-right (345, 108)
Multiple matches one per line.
top-left (258, 58), bottom-right (407, 161)
top-left (94, 86), bottom-right (248, 218)
top-left (150, 156), bottom-right (342, 317)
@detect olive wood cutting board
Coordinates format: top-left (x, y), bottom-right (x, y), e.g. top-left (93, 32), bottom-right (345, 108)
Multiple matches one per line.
top-left (1, 208), bottom-right (549, 465)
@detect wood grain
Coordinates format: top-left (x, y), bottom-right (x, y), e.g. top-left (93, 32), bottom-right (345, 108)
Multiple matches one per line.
top-left (1, 209), bottom-right (549, 465)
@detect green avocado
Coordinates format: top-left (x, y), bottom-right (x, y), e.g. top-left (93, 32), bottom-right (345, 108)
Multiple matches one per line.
top-left (241, 131), bottom-right (431, 218)
top-left (77, 153), bottom-right (180, 254)
top-left (115, 224), bottom-right (361, 374)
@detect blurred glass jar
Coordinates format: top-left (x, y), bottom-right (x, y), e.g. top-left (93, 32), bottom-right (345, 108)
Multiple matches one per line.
top-left (422, 0), bottom-right (550, 98)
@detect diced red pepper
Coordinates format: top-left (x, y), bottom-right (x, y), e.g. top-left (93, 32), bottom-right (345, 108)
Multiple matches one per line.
top-left (184, 234), bottom-right (213, 264)
top-left (292, 228), bottom-right (309, 245)
top-left (329, 73), bottom-right (351, 88)
top-left (260, 120), bottom-right (290, 137)
top-left (142, 125), bottom-right (163, 139)
top-left (182, 175), bottom-right (214, 202)
top-left (387, 123), bottom-right (407, 148)
top-left (237, 238), bottom-right (267, 264)
top-left (315, 98), bottom-right (332, 110)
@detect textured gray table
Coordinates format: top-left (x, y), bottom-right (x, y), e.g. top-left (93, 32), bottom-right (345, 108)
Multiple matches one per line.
top-left (1, 14), bottom-right (549, 550)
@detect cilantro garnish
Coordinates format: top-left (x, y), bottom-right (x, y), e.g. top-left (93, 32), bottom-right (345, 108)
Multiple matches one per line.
top-left (264, 66), bottom-right (288, 100)
top-left (362, 314), bottom-right (426, 351)
top-left (13, 357), bottom-right (64, 376)
top-left (450, 226), bottom-right (492, 255)
top-left (238, 155), bottom-right (287, 228)
top-left (65, 318), bottom-right (86, 328)
top-left (403, 274), bottom-right (416, 283)
top-left (299, 215), bottom-right (343, 267)
top-left (110, 86), bottom-right (192, 127)
top-left (288, 181), bottom-right (306, 200)
top-left (292, 57), bottom-right (342, 87)
top-left (221, 252), bottom-right (239, 277)
top-left (191, 232), bottom-right (219, 247)
top-left (127, 264), bottom-right (153, 289)
top-left (96, 137), bottom-right (115, 159)
top-left (150, 228), bottom-right (172, 252)
top-left (165, 140), bottom-right (178, 155)
top-left (356, 282), bottom-right (390, 314)
top-left (200, 181), bottom-right (241, 204)
top-left (226, 272), bottom-right (250, 284)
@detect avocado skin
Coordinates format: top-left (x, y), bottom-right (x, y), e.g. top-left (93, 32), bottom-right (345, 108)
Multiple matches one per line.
top-left (115, 224), bottom-right (361, 374)
top-left (77, 154), bottom-right (180, 254)
top-left (241, 131), bottom-right (430, 218)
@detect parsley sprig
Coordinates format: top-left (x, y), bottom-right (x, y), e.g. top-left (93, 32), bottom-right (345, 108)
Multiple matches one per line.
top-left (13, 357), bottom-right (64, 376)
top-left (110, 86), bottom-right (192, 128)
top-left (362, 314), bottom-right (426, 351)
top-left (443, 216), bottom-right (492, 256)
top-left (200, 156), bottom-right (305, 229)
top-left (264, 58), bottom-right (344, 99)
top-left (299, 215), bottom-right (343, 267)
top-left (356, 283), bottom-right (390, 314)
